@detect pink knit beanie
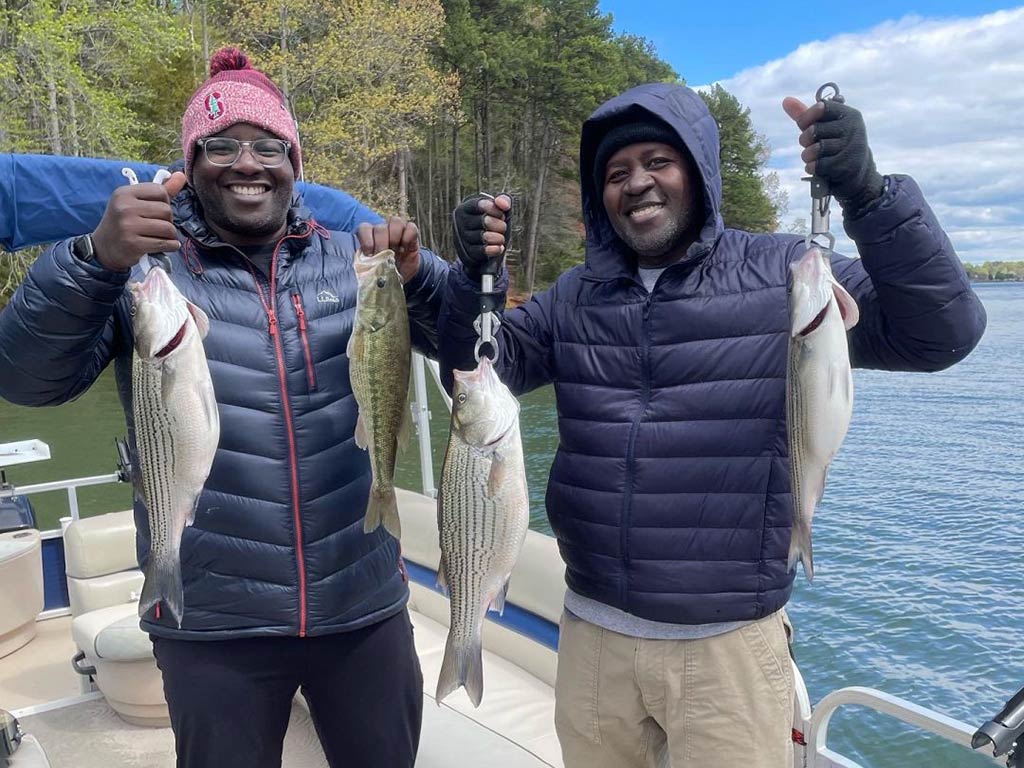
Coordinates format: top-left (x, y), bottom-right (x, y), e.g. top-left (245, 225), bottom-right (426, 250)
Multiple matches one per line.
top-left (181, 47), bottom-right (302, 179)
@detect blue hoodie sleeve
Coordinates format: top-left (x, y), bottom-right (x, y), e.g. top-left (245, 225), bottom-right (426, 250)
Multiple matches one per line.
top-left (825, 175), bottom-right (986, 372)
top-left (437, 262), bottom-right (555, 395)
top-left (0, 239), bottom-right (125, 405)
top-left (296, 181), bottom-right (384, 231)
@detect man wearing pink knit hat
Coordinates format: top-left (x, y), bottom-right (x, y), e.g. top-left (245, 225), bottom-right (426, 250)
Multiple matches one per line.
top-left (0, 47), bottom-right (449, 768)
top-left (180, 47), bottom-right (304, 180)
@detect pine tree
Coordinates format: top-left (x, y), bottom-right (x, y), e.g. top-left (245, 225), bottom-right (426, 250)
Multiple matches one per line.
top-left (700, 83), bottom-right (784, 233)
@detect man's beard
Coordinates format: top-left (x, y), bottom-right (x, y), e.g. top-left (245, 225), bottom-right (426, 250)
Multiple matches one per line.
top-left (193, 183), bottom-right (292, 240)
top-left (613, 207), bottom-right (697, 265)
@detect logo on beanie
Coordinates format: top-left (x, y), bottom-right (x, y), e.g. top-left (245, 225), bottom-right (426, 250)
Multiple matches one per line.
top-left (204, 91), bottom-right (226, 121)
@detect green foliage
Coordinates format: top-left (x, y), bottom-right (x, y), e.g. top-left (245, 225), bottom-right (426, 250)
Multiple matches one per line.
top-left (222, 0), bottom-right (457, 212)
top-left (700, 83), bottom-right (783, 233)
top-left (963, 261), bottom-right (1024, 281)
top-left (0, 0), bottom-right (787, 305)
top-left (0, 0), bottom-right (189, 158)
top-left (0, 251), bottom-right (36, 311)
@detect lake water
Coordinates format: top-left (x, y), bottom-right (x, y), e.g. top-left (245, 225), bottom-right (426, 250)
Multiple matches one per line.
top-left (1, 282), bottom-right (1020, 767)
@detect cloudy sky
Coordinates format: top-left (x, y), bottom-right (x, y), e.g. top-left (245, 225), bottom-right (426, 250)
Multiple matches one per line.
top-left (599, 1), bottom-right (1023, 263)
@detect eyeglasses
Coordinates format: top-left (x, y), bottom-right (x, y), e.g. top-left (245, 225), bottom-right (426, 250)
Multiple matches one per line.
top-left (196, 137), bottom-right (292, 168)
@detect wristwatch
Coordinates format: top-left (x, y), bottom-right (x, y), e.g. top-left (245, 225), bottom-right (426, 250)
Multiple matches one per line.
top-left (71, 234), bottom-right (97, 264)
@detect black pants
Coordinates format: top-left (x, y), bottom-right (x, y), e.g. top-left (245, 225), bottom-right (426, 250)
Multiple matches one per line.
top-left (151, 610), bottom-right (423, 768)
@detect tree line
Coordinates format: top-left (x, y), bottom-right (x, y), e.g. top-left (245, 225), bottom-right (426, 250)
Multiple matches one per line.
top-left (0, 0), bottom-right (785, 306)
top-left (962, 261), bottom-right (1024, 282)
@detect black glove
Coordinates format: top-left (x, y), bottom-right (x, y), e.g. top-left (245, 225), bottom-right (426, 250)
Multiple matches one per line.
top-left (812, 100), bottom-right (885, 215)
top-left (452, 193), bottom-right (511, 279)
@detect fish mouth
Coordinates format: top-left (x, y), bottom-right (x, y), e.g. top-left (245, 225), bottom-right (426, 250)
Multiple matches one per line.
top-left (798, 302), bottom-right (831, 337)
top-left (155, 320), bottom-right (189, 358)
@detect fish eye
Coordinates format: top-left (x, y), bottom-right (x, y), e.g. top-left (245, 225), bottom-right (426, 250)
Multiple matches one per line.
top-left (129, 304), bottom-right (137, 317)
top-left (456, 393), bottom-right (467, 404)
top-left (376, 277), bottom-right (387, 288)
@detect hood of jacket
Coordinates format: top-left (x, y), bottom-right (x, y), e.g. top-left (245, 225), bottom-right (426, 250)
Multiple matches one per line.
top-left (578, 82), bottom-right (725, 280)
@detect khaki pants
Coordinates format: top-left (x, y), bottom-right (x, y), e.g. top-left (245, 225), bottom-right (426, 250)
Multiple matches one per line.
top-left (554, 610), bottom-right (795, 768)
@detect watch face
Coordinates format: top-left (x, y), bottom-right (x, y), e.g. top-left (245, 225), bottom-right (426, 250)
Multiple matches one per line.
top-left (0, 709), bottom-right (22, 757)
top-left (74, 235), bottom-right (94, 261)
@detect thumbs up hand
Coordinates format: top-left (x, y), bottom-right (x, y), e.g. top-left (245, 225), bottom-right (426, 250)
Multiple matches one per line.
top-left (91, 171), bottom-right (187, 272)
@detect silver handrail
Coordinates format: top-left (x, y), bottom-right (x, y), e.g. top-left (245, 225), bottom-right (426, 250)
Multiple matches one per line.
top-left (0, 353), bottom-right (452, 519)
top-left (0, 473), bottom-right (121, 522)
top-left (807, 686), bottom-right (999, 767)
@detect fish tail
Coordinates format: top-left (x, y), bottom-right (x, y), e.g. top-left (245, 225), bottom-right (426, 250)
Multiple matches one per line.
top-left (139, 552), bottom-right (184, 628)
top-left (436, 632), bottom-right (484, 708)
top-left (363, 486), bottom-right (401, 539)
top-left (788, 519), bottom-right (815, 582)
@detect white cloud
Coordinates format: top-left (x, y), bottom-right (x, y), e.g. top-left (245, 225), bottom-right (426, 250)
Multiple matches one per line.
top-left (704, 7), bottom-right (1024, 263)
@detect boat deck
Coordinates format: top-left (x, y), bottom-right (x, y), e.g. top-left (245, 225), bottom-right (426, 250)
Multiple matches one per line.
top-left (1, 611), bottom-right (559, 767)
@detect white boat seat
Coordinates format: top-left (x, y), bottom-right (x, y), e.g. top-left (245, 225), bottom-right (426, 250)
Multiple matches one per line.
top-left (409, 605), bottom-right (561, 767)
top-left (63, 512), bottom-right (168, 728)
top-left (0, 530), bottom-right (44, 658)
top-left (63, 510), bottom-right (141, 617)
top-left (71, 603), bottom-right (152, 663)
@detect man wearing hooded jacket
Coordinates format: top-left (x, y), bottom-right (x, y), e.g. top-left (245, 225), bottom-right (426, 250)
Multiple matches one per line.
top-left (442, 83), bottom-right (986, 767)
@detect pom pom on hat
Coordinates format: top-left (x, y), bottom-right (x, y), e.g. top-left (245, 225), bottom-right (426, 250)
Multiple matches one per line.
top-left (209, 47), bottom-right (253, 76)
top-left (181, 47), bottom-right (302, 178)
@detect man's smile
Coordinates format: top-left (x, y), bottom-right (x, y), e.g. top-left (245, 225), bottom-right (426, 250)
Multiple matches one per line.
top-left (225, 182), bottom-right (271, 200)
top-left (624, 202), bottom-right (666, 223)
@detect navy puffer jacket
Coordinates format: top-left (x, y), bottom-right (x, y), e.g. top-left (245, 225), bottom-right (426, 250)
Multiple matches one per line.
top-left (439, 83), bottom-right (987, 624)
top-left (0, 187), bottom-right (448, 639)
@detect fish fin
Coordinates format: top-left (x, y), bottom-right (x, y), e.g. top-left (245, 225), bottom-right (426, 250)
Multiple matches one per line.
top-left (345, 323), bottom-right (362, 361)
top-left (398, 399), bottom-right (413, 451)
top-left (139, 552), bottom-right (184, 628)
top-left (436, 559), bottom-right (447, 594)
top-left (130, 463), bottom-right (146, 507)
top-left (828, 363), bottom-right (853, 403)
top-left (830, 280), bottom-right (860, 331)
top-left (789, 468), bottom-right (826, 582)
top-left (364, 487), bottom-right (401, 538)
top-left (185, 490), bottom-right (201, 527)
top-left (186, 302), bottom-right (211, 339)
top-left (200, 381), bottom-right (219, 434)
top-left (436, 631), bottom-right (484, 708)
top-left (787, 519), bottom-right (815, 583)
top-left (488, 578), bottom-right (511, 616)
top-left (160, 359), bottom-right (178, 409)
top-left (436, 552), bottom-right (450, 596)
top-left (355, 412), bottom-right (369, 450)
top-left (486, 451), bottom-right (508, 497)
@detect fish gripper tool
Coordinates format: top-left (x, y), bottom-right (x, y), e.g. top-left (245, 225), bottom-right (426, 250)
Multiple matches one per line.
top-left (472, 193), bottom-right (504, 363)
top-left (804, 82), bottom-right (844, 254)
top-left (474, 273), bottom-right (502, 363)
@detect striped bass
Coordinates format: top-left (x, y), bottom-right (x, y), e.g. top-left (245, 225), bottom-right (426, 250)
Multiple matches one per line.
top-left (130, 266), bottom-right (219, 627)
top-left (436, 357), bottom-right (529, 707)
top-left (786, 247), bottom-right (859, 581)
top-left (347, 249), bottom-right (411, 539)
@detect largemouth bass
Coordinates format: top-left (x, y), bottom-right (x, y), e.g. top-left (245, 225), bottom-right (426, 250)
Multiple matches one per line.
top-left (130, 266), bottom-right (219, 627)
top-left (786, 247), bottom-right (859, 581)
top-left (436, 357), bottom-right (529, 707)
top-left (347, 249), bottom-right (411, 539)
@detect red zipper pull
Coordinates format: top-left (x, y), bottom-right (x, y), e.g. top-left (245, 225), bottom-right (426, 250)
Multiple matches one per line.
top-left (292, 295), bottom-right (307, 331)
top-left (268, 309), bottom-right (278, 337)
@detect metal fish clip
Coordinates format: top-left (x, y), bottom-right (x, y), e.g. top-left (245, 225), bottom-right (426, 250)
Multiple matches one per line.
top-left (804, 82), bottom-right (845, 254)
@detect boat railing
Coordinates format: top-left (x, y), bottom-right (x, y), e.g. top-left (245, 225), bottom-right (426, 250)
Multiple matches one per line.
top-left (0, 354), bottom-right (1010, 767)
top-left (804, 686), bottom-right (1000, 767)
top-left (0, 353), bottom-right (450, 522)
